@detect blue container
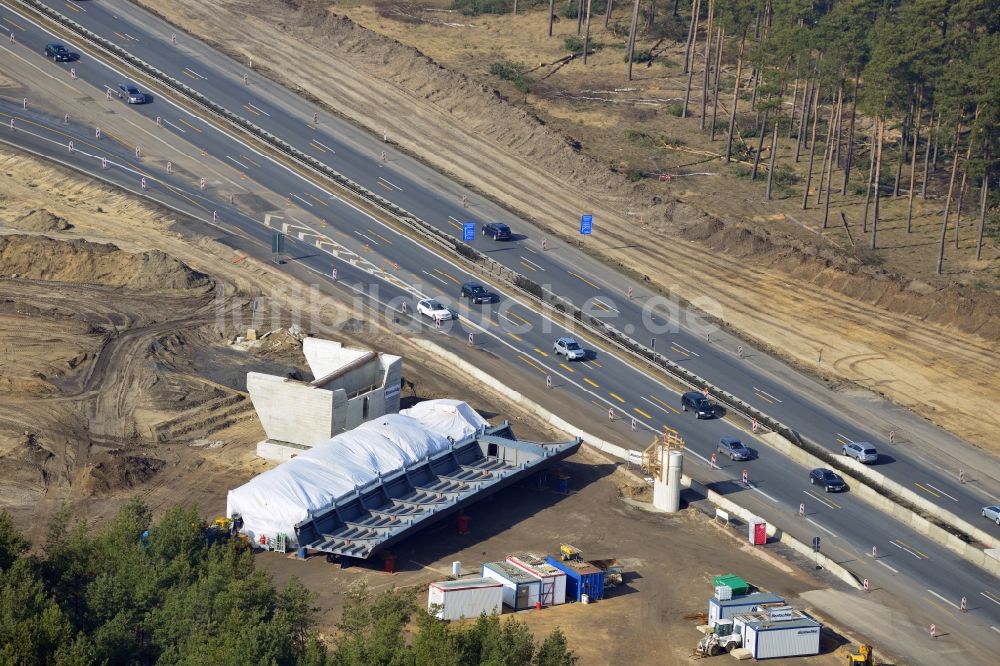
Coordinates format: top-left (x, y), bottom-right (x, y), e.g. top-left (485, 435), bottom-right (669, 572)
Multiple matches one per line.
top-left (557, 478), bottom-right (569, 494)
top-left (545, 556), bottom-right (605, 602)
top-left (297, 547), bottom-right (307, 559)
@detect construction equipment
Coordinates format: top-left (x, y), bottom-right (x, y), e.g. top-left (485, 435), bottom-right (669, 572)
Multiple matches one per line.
top-left (559, 543), bottom-right (582, 562)
top-left (847, 644), bottom-right (874, 666)
top-left (695, 620), bottom-right (742, 657)
top-left (641, 428), bottom-right (684, 477)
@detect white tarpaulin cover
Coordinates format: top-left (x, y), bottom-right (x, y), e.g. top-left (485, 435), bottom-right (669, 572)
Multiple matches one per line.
top-left (401, 399), bottom-right (488, 441)
top-left (227, 401), bottom-right (482, 543)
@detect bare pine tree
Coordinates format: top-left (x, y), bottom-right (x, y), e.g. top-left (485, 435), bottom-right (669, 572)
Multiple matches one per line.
top-left (871, 117), bottom-right (885, 248)
top-left (626, 0), bottom-right (642, 81)
top-left (905, 87), bottom-right (923, 232)
top-left (710, 26), bottom-right (724, 141)
top-left (841, 72), bottom-right (859, 193)
top-left (801, 85), bottom-right (821, 210)
top-left (684, 0), bottom-right (701, 74)
top-left (953, 106), bottom-right (980, 248)
top-left (752, 110), bottom-right (769, 180)
top-left (682, 1), bottom-right (702, 118)
top-left (977, 162), bottom-right (991, 261)
top-left (788, 78), bottom-right (799, 139)
top-left (583, 0), bottom-right (594, 64)
top-left (699, 0), bottom-right (714, 130)
top-left (796, 78), bottom-right (812, 162)
top-left (765, 120), bottom-right (779, 199)
top-left (549, 0), bottom-right (556, 36)
top-left (725, 34), bottom-right (746, 163)
top-left (862, 121), bottom-right (877, 233)
top-left (605, 0), bottom-right (614, 28)
top-left (937, 121), bottom-right (963, 274)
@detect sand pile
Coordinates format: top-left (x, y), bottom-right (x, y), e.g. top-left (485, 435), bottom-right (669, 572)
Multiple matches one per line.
top-left (0, 234), bottom-right (211, 289)
top-left (7, 209), bottom-right (72, 232)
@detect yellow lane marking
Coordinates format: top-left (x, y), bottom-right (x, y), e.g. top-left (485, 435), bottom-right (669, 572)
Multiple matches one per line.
top-left (310, 140), bottom-right (328, 153)
top-left (520, 261), bottom-right (536, 271)
top-left (803, 490), bottom-right (841, 510)
top-left (591, 400), bottom-right (604, 408)
top-left (433, 268), bottom-right (460, 284)
top-left (525, 247), bottom-right (538, 254)
top-left (593, 300), bottom-right (610, 311)
top-left (915, 482), bottom-right (941, 498)
top-left (517, 355), bottom-right (546, 374)
top-left (892, 539), bottom-right (929, 559)
top-left (583, 377), bottom-right (599, 388)
top-left (182, 70), bottom-right (200, 80)
top-left (305, 192), bottom-right (327, 206)
top-left (590, 360), bottom-right (603, 368)
top-left (508, 332), bottom-right (523, 341)
top-left (377, 181), bottom-right (394, 192)
top-left (177, 117), bottom-right (202, 133)
top-left (634, 407), bottom-right (652, 419)
top-left (240, 154), bottom-right (261, 168)
top-left (369, 229), bottom-right (392, 244)
top-left (650, 395), bottom-right (680, 413)
top-left (568, 270), bottom-right (601, 290)
top-left (533, 348), bottom-right (549, 357)
top-left (64, 2), bottom-right (81, 12)
top-left (447, 218), bottom-right (462, 231)
top-left (559, 363), bottom-right (575, 373)
top-left (671, 345), bottom-right (689, 356)
top-left (3, 18), bottom-right (25, 31)
top-left (507, 311), bottom-right (532, 326)
top-left (754, 391), bottom-right (774, 404)
top-left (114, 31), bottom-right (128, 41)
top-left (609, 392), bottom-right (625, 404)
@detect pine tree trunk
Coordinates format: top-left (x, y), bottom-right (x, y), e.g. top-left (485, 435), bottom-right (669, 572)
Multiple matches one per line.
top-left (683, 0), bottom-right (700, 74)
top-left (796, 78), bottom-right (812, 162)
top-left (871, 117), bottom-right (885, 249)
top-left (699, 0), bottom-right (714, 131)
top-left (953, 107), bottom-right (979, 248)
top-left (682, 2), bottom-right (701, 117)
top-left (646, 0), bottom-right (656, 31)
top-left (841, 71), bottom-right (859, 194)
top-left (931, 113), bottom-right (941, 169)
top-left (577, 0), bottom-right (585, 34)
top-left (605, 0), bottom-right (613, 28)
top-left (977, 164), bottom-right (991, 261)
top-left (513, 0), bottom-right (518, 15)
top-left (674, 0), bottom-right (680, 16)
top-left (788, 78), bottom-right (799, 139)
top-left (801, 86), bottom-right (820, 210)
top-left (862, 121), bottom-right (877, 233)
top-left (921, 108), bottom-right (935, 199)
top-left (749, 68), bottom-right (760, 110)
top-left (583, 0), bottom-right (594, 64)
top-left (822, 125), bottom-right (837, 229)
top-left (766, 120), bottom-right (779, 200)
top-left (819, 88), bottom-right (842, 220)
top-left (626, 0), bottom-right (641, 81)
top-left (936, 122), bottom-right (962, 274)
top-left (710, 26), bottom-right (724, 141)
top-left (752, 110), bottom-right (768, 180)
top-left (833, 85), bottom-right (844, 167)
top-left (725, 34), bottom-right (746, 163)
top-left (905, 87), bottom-right (923, 232)
top-left (816, 90), bottom-right (837, 206)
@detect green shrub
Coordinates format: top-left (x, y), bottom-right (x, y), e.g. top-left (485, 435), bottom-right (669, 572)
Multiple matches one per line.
top-left (452, 0), bottom-right (510, 16)
top-left (771, 164), bottom-right (801, 187)
top-left (564, 36), bottom-right (584, 52)
top-left (490, 61), bottom-right (530, 93)
top-left (667, 103), bottom-right (685, 117)
top-left (740, 127), bottom-right (759, 139)
top-left (625, 129), bottom-right (656, 147)
top-left (732, 164), bottom-right (752, 179)
top-left (658, 57), bottom-right (679, 68)
top-left (626, 169), bottom-right (645, 182)
top-left (626, 50), bottom-right (654, 64)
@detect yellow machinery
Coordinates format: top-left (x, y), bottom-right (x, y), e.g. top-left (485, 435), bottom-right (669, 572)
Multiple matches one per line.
top-left (559, 543), bottom-right (582, 562)
top-left (641, 427), bottom-right (684, 477)
top-left (847, 644), bottom-right (873, 666)
top-left (214, 517), bottom-right (233, 531)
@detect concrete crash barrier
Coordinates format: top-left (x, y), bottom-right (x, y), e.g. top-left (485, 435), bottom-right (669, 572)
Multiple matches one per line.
top-left (18, 0), bottom-right (982, 554)
top-left (760, 432), bottom-right (1000, 578)
top-left (410, 338), bottom-right (862, 591)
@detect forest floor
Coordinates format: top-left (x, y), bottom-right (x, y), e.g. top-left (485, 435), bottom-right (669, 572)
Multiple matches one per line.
top-left (127, 0), bottom-right (1000, 453)
top-left (0, 147), bottom-right (861, 665)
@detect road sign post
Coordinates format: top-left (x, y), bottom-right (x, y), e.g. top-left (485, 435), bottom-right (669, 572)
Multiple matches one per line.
top-left (462, 222), bottom-right (475, 242)
top-left (579, 214), bottom-right (593, 236)
top-left (271, 232), bottom-right (284, 263)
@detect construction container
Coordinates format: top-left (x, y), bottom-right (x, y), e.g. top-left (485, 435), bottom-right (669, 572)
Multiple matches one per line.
top-left (711, 574), bottom-right (750, 596)
top-left (481, 561), bottom-right (541, 610)
top-left (545, 556), bottom-right (605, 603)
top-left (506, 553), bottom-right (567, 606)
top-left (733, 608), bottom-right (821, 659)
top-left (708, 592), bottom-right (785, 625)
top-left (427, 577), bottom-right (503, 621)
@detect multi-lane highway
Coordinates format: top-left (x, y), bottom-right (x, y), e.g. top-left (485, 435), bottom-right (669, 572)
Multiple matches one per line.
top-left (2, 0), bottom-right (999, 658)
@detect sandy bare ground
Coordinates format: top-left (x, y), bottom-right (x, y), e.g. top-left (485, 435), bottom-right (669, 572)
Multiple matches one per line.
top-left (124, 0), bottom-right (999, 453)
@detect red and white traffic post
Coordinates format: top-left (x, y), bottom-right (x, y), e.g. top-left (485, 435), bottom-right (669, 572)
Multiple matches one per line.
top-left (703, 386), bottom-right (710, 399)
top-left (156, 116), bottom-right (161, 128)
top-left (243, 74), bottom-right (248, 85)
top-left (67, 141), bottom-right (74, 153)
top-left (434, 317), bottom-right (441, 330)
top-left (100, 157), bottom-right (107, 169)
top-left (8, 119), bottom-right (13, 130)
top-left (70, 68), bottom-right (76, 79)
top-left (709, 453), bottom-right (717, 469)
top-left (608, 407), bottom-right (615, 421)
top-left (95, 127), bottom-right (101, 139)
top-left (135, 146), bottom-right (141, 158)
top-left (737, 345), bottom-right (743, 357)
top-left (546, 374), bottom-right (552, 389)
top-left (872, 545), bottom-right (877, 559)
top-left (631, 418), bottom-right (637, 432)
top-left (930, 624), bottom-right (936, 638)
top-left (959, 469), bottom-right (966, 484)
top-left (22, 98), bottom-right (27, 110)
top-left (331, 268), bottom-right (337, 280)
top-left (212, 211), bottom-right (217, 223)
top-left (961, 596), bottom-right (967, 612)
top-left (889, 430), bottom-right (895, 444)
top-left (863, 578), bottom-right (869, 592)
top-left (799, 503), bottom-right (805, 517)
top-left (171, 33), bottom-right (177, 45)
top-left (107, 89), bottom-right (112, 100)
top-left (627, 287), bottom-right (633, 300)
top-left (467, 333), bottom-right (474, 346)
top-left (199, 177), bottom-right (206, 190)
top-left (401, 301), bottom-right (407, 314)
top-left (64, 114), bottom-right (69, 124)
top-left (166, 161), bottom-right (172, 175)
top-left (462, 195), bottom-right (468, 208)
top-left (541, 238), bottom-right (547, 251)
top-left (141, 177), bottom-right (147, 191)
top-left (752, 417), bottom-right (759, 433)
top-left (742, 469), bottom-right (749, 486)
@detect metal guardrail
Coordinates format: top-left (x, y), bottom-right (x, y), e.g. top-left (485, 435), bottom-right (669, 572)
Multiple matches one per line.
top-left (18, 0), bottom-right (977, 544)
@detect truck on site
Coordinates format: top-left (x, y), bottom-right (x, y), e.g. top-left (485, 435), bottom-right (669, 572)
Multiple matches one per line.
top-left (694, 619), bottom-right (742, 656)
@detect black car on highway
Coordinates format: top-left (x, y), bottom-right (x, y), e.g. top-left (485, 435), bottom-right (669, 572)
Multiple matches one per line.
top-left (44, 42), bottom-right (77, 62)
top-left (809, 468), bottom-right (846, 492)
top-left (460, 282), bottom-right (493, 304)
top-left (483, 222), bottom-right (512, 241)
top-left (681, 391), bottom-right (714, 419)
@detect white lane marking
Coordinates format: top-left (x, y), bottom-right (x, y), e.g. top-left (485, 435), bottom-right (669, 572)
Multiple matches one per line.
top-left (246, 102), bottom-right (270, 117)
top-left (806, 518), bottom-right (837, 537)
top-left (593, 297), bottom-right (618, 312)
top-left (378, 176), bottom-right (401, 191)
top-left (748, 485), bottom-right (779, 503)
top-left (924, 483), bottom-right (959, 502)
top-left (641, 395), bottom-right (674, 416)
top-left (164, 119), bottom-right (186, 133)
top-left (520, 256), bottom-right (544, 271)
top-left (981, 592), bottom-right (1000, 606)
top-left (836, 432), bottom-right (854, 443)
top-left (312, 139), bottom-right (335, 153)
top-left (752, 386), bottom-right (782, 403)
top-left (803, 490), bottom-right (838, 510)
top-left (890, 540), bottom-right (924, 560)
top-left (877, 559), bottom-right (899, 574)
top-left (927, 589), bottom-right (960, 610)
top-left (421, 270), bottom-right (447, 285)
top-left (226, 155), bottom-right (249, 169)
top-left (992, 626), bottom-right (1000, 635)
top-left (183, 67), bottom-right (204, 79)
top-left (124, 33), bottom-right (138, 41)
top-left (354, 230), bottom-right (379, 245)
top-left (672, 342), bottom-right (700, 357)
top-left (291, 193), bottom-right (313, 207)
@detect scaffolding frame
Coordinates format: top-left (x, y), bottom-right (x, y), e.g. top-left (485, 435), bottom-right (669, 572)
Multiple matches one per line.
top-left (641, 427), bottom-right (685, 478)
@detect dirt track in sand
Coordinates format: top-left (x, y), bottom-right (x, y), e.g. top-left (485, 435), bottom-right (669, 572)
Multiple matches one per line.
top-left (127, 0), bottom-right (999, 451)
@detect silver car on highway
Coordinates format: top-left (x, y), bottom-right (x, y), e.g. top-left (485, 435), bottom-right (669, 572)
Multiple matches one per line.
top-left (842, 441), bottom-right (878, 464)
top-left (983, 506), bottom-right (1000, 526)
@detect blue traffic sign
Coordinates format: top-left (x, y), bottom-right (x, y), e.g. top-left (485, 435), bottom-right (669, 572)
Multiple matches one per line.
top-left (580, 214), bottom-right (593, 235)
top-left (462, 222), bottom-right (475, 242)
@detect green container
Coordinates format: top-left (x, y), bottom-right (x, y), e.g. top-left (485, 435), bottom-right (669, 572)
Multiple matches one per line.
top-left (712, 574), bottom-right (750, 596)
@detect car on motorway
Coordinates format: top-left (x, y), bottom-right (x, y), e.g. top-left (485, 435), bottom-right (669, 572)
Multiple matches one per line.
top-left (118, 83), bottom-right (148, 104)
top-left (416, 299), bottom-right (452, 322)
top-left (553, 337), bottom-right (586, 360)
top-left (483, 222), bottom-right (512, 241)
top-left (718, 437), bottom-right (750, 461)
top-left (810, 468), bottom-right (847, 492)
top-left (460, 282), bottom-right (493, 304)
top-left (44, 42), bottom-right (77, 62)
top-left (983, 506), bottom-right (1000, 526)
top-left (842, 441), bottom-right (878, 464)
top-left (681, 391), bottom-right (714, 419)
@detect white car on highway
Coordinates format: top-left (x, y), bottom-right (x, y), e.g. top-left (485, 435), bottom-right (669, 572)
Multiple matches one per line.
top-left (416, 299), bottom-right (452, 322)
top-left (983, 505), bottom-right (1000, 526)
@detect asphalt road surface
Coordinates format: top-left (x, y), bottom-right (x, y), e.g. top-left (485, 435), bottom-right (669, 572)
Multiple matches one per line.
top-left (1, 0), bottom-right (999, 659)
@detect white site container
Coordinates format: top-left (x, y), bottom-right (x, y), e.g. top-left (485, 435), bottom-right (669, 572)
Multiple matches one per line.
top-left (506, 553), bottom-right (568, 606)
top-left (733, 609), bottom-right (821, 659)
top-left (427, 578), bottom-right (503, 621)
top-left (481, 561), bottom-right (541, 610)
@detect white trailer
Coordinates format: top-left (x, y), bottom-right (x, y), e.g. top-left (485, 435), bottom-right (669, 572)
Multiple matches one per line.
top-left (506, 553), bottom-right (567, 606)
top-left (733, 608), bottom-right (821, 659)
top-left (427, 578), bottom-right (503, 621)
top-left (482, 561), bottom-right (541, 610)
